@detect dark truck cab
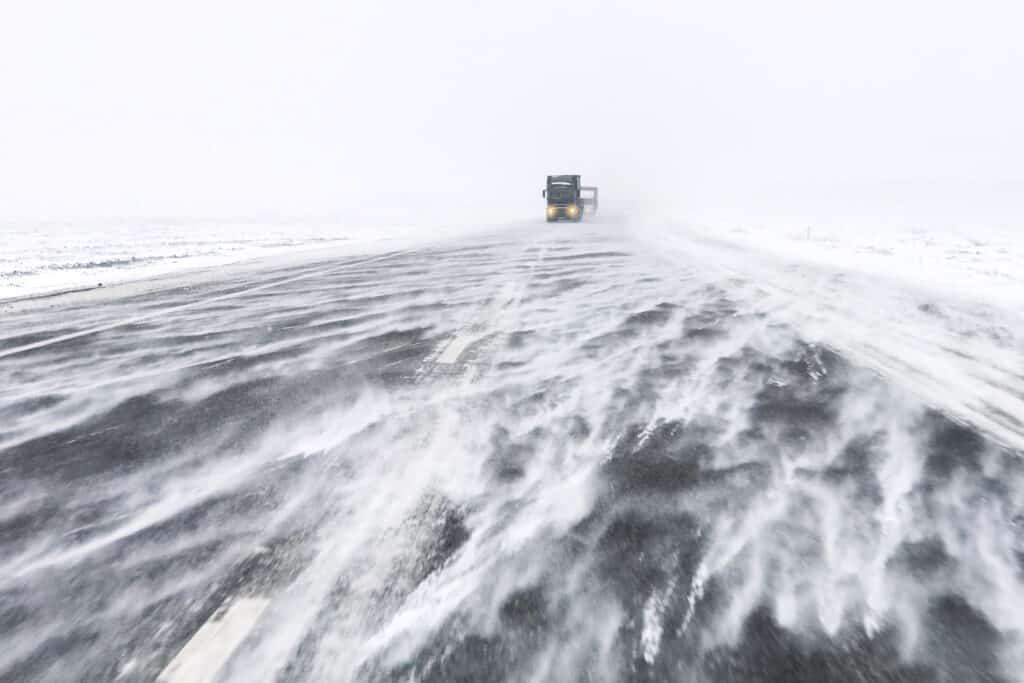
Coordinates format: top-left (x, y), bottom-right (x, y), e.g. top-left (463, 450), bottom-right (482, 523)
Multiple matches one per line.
top-left (542, 175), bottom-right (598, 222)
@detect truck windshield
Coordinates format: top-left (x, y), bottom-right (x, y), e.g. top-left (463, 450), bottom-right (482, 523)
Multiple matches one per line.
top-left (548, 186), bottom-right (575, 203)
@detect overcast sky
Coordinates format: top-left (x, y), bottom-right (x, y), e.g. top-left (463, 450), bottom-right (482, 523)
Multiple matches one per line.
top-left (2, 0), bottom-right (1022, 226)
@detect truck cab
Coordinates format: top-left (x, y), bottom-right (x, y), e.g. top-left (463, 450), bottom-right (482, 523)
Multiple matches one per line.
top-left (542, 175), bottom-right (598, 222)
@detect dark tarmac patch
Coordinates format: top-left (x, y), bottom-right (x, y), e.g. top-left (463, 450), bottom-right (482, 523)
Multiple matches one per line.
top-left (919, 410), bottom-right (987, 481)
top-left (592, 509), bottom-right (702, 601)
top-left (545, 250), bottom-right (631, 262)
top-left (505, 329), bottom-right (535, 348)
top-left (550, 277), bottom-right (587, 294)
top-left (713, 345), bottom-right (773, 385)
top-left (699, 460), bottom-right (772, 491)
top-left (371, 575), bottom-right (561, 683)
top-left (565, 414), bottom-right (592, 441)
top-left (602, 420), bottom-right (707, 494)
top-left (0, 327), bottom-right (99, 358)
top-left (412, 497), bottom-right (471, 584)
top-left (685, 325), bottom-right (727, 341)
top-left (588, 508), bottom-right (708, 682)
top-left (484, 425), bottom-right (537, 482)
top-left (498, 585), bottom-right (549, 630)
top-left (580, 329), bottom-right (638, 355)
top-left (581, 301), bottom-right (687, 357)
top-left (623, 303), bottom-right (677, 329)
top-left (0, 392), bottom-right (191, 482)
top-left (886, 538), bottom-right (954, 579)
top-left (923, 595), bottom-right (1009, 683)
top-left (702, 606), bottom-right (936, 683)
top-left (818, 432), bottom-right (888, 505)
top-left (348, 326), bottom-right (434, 353)
top-left (0, 392), bottom-right (66, 422)
top-left (748, 345), bottom-right (848, 445)
top-left (483, 415), bottom-right (592, 483)
top-left (304, 311), bottom-right (390, 333)
top-left (833, 430), bottom-right (888, 473)
top-left (0, 327), bottom-right (80, 352)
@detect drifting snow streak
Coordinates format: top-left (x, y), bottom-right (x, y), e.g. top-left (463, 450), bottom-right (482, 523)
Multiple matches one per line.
top-left (1, 222), bottom-right (1023, 682)
top-left (679, 556), bottom-right (707, 636)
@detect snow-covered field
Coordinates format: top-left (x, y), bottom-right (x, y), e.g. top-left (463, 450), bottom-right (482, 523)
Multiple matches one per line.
top-left (0, 219), bottom-right (351, 299)
top-left (682, 221), bottom-right (1024, 305)
top-left (0, 216), bottom-right (509, 301)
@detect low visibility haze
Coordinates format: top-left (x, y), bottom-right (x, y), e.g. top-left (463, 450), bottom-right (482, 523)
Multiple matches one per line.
top-left (2, 0), bottom-right (1023, 226)
top-left (5, 4), bottom-right (1024, 682)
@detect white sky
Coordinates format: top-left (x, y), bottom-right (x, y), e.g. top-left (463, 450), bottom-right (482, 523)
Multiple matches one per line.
top-left (2, 0), bottom-right (1023, 225)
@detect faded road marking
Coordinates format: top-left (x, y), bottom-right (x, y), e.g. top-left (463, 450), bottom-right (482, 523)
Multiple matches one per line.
top-left (158, 596), bottom-right (270, 683)
top-left (436, 333), bottom-right (475, 365)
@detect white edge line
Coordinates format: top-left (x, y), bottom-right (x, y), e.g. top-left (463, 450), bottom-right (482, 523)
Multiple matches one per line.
top-left (158, 596), bottom-right (271, 683)
top-left (436, 333), bottom-right (475, 364)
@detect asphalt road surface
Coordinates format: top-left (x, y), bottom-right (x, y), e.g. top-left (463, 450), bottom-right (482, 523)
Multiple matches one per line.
top-left (2, 222), bottom-right (1023, 682)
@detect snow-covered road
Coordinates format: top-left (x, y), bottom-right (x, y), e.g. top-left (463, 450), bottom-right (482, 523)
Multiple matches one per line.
top-left (1, 220), bottom-right (1022, 682)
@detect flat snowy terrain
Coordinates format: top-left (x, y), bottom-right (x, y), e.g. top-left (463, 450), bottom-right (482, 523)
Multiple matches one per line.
top-left (1, 218), bottom-right (1023, 682)
top-left (0, 217), bottom-right (496, 301)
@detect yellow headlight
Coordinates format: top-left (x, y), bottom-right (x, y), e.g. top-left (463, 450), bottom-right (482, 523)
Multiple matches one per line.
top-left (567, 205), bottom-right (579, 217)
top-left (546, 206), bottom-right (557, 217)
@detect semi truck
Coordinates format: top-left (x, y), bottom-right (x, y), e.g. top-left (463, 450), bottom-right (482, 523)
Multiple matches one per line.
top-left (542, 175), bottom-right (598, 222)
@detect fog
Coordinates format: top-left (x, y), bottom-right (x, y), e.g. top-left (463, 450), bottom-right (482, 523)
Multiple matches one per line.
top-left (2, 0), bottom-right (1023, 227)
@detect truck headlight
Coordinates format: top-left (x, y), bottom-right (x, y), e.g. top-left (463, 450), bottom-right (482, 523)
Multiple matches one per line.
top-left (546, 206), bottom-right (557, 217)
top-left (566, 205), bottom-right (579, 217)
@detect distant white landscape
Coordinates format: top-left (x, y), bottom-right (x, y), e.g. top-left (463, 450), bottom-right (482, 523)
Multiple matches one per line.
top-left (0, 214), bottom-right (514, 300)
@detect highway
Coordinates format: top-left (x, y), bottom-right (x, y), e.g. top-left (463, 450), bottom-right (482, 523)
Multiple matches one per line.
top-left (1, 221), bottom-right (1022, 682)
